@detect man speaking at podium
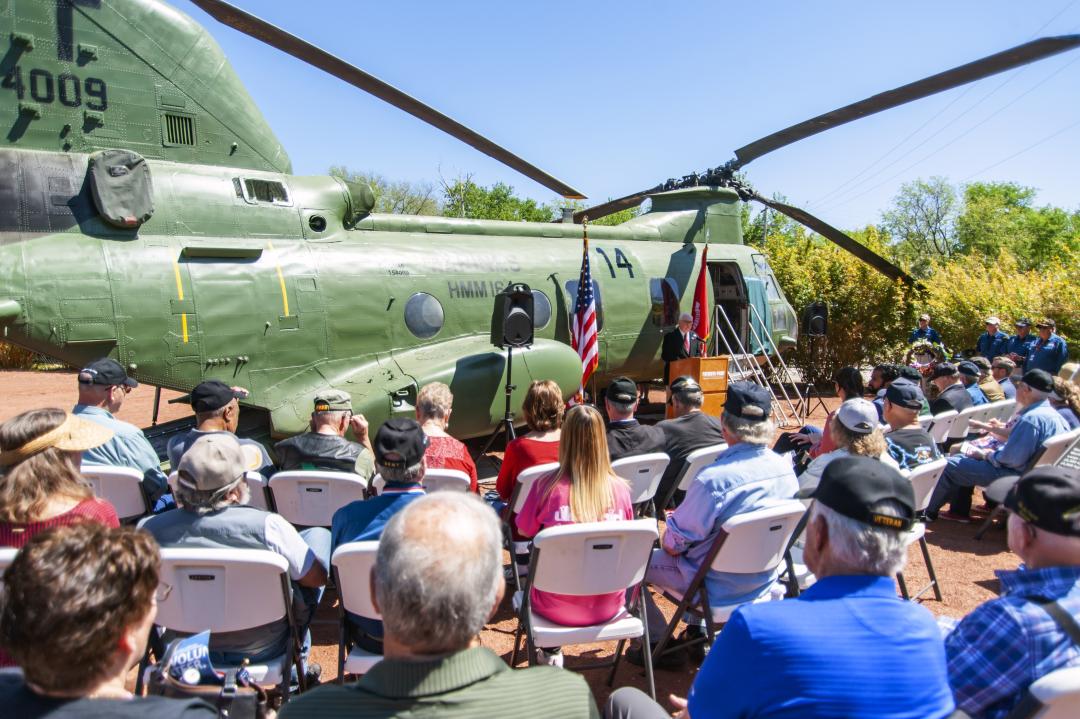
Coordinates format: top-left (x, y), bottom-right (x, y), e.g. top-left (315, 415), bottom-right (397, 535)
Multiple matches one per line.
top-left (662, 312), bottom-right (705, 383)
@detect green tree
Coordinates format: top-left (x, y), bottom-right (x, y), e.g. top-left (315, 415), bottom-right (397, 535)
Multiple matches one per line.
top-left (880, 176), bottom-right (958, 274)
top-left (329, 166), bottom-right (439, 215)
top-left (439, 175), bottom-right (556, 222)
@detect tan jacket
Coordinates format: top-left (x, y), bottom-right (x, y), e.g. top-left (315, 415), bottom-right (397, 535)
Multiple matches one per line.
top-left (978, 376), bottom-right (1006, 402)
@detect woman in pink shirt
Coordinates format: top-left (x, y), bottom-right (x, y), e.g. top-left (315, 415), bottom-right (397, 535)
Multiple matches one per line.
top-left (516, 404), bottom-right (633, 666)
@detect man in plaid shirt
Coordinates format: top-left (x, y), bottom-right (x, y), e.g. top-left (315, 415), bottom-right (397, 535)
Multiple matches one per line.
top-left (944, 466), bottom-right (1080, 718)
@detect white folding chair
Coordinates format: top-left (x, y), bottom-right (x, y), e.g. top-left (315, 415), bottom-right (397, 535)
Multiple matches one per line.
top-left (269, 470), bottom-right (368, 527)
top-left (421, 468), bottom-right (471, 493)
top-left (993, 398), bottom-right (1018, 422)
top-left (1037, 428), bottom-right (1080, 468)
top-left (81, 465), bottom-right (150, 522)
top-left (947, 405), bottom-right (981, 441)
top-left (918, 414), bottom-right (933, 430)
top-left (656, 443), bottom-right (728, 512)
top-left (505, 462), bottom-right (560, 590)
top-left (1006, 666), bottom-right (1080, 719)
top-left (650, 500), bottom-right (806, 666)
top-left (927, 410), bottom-right (959, 445)
top-left (330, 541), bottom-right (381, 679)
top-left (611, 452), bottom-right (670, 513)
top-left (168, 470), bottom-right (271, 510)
top-left (0, 547), bottom-right (17, 576)
top-left (510, 519), bottom-right (659, 700)
top-left (896, 458), bottom-right (947, 602)
top-left (155, 548), bottom-right (303, 699)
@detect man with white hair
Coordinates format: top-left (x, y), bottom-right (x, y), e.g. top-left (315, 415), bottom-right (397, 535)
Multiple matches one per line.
top-left (654, 376), bottom-right (726, 509)
top-left (142, 434), bottom-right (330, 679)
top-left (274, 390), bottom-right (374, 474)
top-left (945, 466), bottom-right (1080, 719)
top-left (280, 493), bottom-right (599, 718)
top-left (604, 376), bottom-right (664, 462)
top-left (927, 369), bottom-right (1069, 520)
top-left (609, 456), bottom-right (954, 718)
top-left (977, 316), bottom-right (1010, 359)
top-left (631, 382), bottom-right (798, 666)
top-left (660, 311), bottom-right (704, 384)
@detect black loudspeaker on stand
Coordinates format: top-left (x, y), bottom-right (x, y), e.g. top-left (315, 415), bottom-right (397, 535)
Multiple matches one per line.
top-left (481, 283), bottom-right (535, 456)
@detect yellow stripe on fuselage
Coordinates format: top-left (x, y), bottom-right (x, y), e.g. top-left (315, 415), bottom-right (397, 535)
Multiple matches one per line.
top-left (268, 241), bottom-right (290, 316)
top-left (173, 261), bottom-right (188, 343)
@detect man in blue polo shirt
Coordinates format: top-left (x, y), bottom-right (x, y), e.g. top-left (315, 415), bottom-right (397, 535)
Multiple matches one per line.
top-left (1025, 318), bottom-right (1069, 376)
top-left (977, 316), bottom-right (1010, 359)
top-left (1006, 318), bottom-right (1037, 367)
top-left (605, 456), bottom-right (954, 719)
top-left (331, 418), bottom-right (428, 653)
top-left (909, 313), bottom-right (943, 346)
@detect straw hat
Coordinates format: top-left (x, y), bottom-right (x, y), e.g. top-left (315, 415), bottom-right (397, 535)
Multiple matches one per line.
top-left (0, 413), bottom-right (114, 467)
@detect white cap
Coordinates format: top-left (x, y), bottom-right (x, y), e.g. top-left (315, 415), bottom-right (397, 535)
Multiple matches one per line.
top-left (984, 316), bottom-right (1001, 325)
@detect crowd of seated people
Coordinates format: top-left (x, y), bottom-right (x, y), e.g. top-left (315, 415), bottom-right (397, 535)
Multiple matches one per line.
top-left (2, 342), bottom-right (1080, 718)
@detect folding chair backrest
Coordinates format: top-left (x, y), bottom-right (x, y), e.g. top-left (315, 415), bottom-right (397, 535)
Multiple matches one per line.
top-left (904, 458), bottom-right (948, 512)
top-left (1036, 428), bottom-right (1080, 468)
top-left (530, 519), bottom-right (658, 595)
top-left (1021, 665), bottom-right (1080, 719)
top-left (712, 501), bottom-right (806, 574)
top-left (611, 453), bottom-right (670, 505)
top-left (948, 405), bottom-right (981, 439)
top-left (0, 547), bottom-right (17, 577)
top-left (677, 443), bottom-right (728, 492)
top-left (81, 465), bottom-right (148, 521)
top-left (928, 410), bottom-right (959, 444)
top-left (331, 541), bottom-right (381, 621)
top-left (994, 399), bottom-right (1018, 422)
top-left (918, 414), bottom-right (933, 430)
top-left (269, 470), bottom-right (367, 527)
top-left (422, 468), bottom-right (471, 493)
top-left (510, 462), bottom-right (560, 514)
top-left (169, 471), bottom-right (273, 511)
top-left (156, 548), bottom-right (290, 633)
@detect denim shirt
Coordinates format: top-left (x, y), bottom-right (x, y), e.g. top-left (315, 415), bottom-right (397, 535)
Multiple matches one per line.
top-left (663, 442), bottom-right (799, 605)
top-left (73, 404), bottom-right (164, 477)
top-left (1005, 334), bottom-right (1036, 362)
top-left (977, 331), bottom-right (1011, 359)
top-left (1024, 334), bottom-right (1069, 375)
top-left (946, 565), bottom-right (1080, 719)
top-left (909, 327), bottom-right (943, 345)
top-left (988, 400), bottom-right (1069, 471)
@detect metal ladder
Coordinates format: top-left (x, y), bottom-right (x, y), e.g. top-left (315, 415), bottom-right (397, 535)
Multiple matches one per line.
top-left (712, 305), bottom-right (803, 429)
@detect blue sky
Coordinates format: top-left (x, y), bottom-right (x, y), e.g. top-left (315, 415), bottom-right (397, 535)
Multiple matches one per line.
top-left (176, 0), bottom-right (1080, 229)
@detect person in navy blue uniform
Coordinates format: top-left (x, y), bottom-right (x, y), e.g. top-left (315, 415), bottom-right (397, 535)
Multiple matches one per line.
top-left (976, 316), bottom-right (1010, 359)
top-left (908, 313), bottom-right (943, 346)
top-left (1005, 318), bottom-right (1037, 366)
top-left (1025, 318), bottom-right (1069, 376)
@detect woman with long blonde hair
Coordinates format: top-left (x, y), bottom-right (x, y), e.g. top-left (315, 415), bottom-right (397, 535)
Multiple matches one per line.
top-left (0, 408), bottom-right (119, 548)
top-left (516, 404), bottom-right (634, 666)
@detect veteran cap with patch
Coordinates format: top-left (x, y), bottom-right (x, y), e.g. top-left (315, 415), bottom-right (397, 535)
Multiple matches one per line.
top-left (314, 389), bottom-right (352, 413)
top-left (1005, 466), bottom-right (1080, 537)
top-left (606, 376), bottom-right (638, 404)
top-left (374, 418), bottom-right (429, 469)
top-left (804, 455), bottom-right (915, 532)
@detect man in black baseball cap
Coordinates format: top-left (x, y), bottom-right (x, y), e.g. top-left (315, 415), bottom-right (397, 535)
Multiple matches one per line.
top-left (928, 361), bottom-right (974, 416)
top-left (604, 376), bottom-right (664, 462)
top-left (654, 455), bottom-right (953, 715)
top-left (883, 379), bottom-right (941, 471)
top-left (165, 380), bottom-right (272, 473)
top-left (73, 357), bottom-right (169, 506)
top-left (945, 466), bottom-right (1080, 717)
top-left (331, 418), bottom-right (431, 653)
top-left (927, 365), bottom-right (1070, 521)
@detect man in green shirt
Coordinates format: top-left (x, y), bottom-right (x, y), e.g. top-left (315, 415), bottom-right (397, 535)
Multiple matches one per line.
top-left (281, 492), bottom-right (599, 719)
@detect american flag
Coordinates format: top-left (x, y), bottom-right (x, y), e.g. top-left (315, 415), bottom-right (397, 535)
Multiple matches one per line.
top-left (571, 230), bottom-right (599, 402)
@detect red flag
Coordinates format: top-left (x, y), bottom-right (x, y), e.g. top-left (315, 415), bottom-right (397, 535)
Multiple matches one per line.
top-left (691, 244), bottom-right (710, 356)
top-left (570, 229), bottom-right (599, 402)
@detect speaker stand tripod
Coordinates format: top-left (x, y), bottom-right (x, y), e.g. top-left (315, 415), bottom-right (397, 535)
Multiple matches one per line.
top-left (801, 335), bottom-right (830, 420)
top-left (479, 344), bottom-right (521, 457)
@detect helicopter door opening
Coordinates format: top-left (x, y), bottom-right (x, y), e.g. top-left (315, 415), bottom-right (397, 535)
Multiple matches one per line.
top-left (707, 262), bottom-right (748, 355)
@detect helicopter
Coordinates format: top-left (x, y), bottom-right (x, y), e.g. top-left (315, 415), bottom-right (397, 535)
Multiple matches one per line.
top-left (0, 0), bottom-right (1076, 443)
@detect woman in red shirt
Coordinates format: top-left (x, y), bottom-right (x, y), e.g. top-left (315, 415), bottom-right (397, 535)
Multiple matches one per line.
top-left (0, 408), bottom-right (120, 549)
top-left (496, 379), bottom-right (564, 501)
top-left (416, 382), bottom-right (479, 492)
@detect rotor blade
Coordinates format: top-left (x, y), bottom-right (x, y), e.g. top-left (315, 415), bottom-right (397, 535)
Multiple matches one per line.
top-left (734, 34), bottom-right (1080, 167)
top-left (190, 0), bottom-right (585, 199)
top-left (572, 186), bottom-right (662, 224)
top-left (750, 194), bottom-right (917, 286)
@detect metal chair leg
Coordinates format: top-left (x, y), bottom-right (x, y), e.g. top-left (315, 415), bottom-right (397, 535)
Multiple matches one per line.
top-left (919, 536), bottom-right (943, 602)
top-left (974, 506), bottom-right (1005, 540)
top-left (896, 571), bottom-right (910, 600)
top-left (607, 638), bottom-right (627, 686)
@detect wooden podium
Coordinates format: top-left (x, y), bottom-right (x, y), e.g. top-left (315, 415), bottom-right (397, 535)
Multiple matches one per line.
top-left (666, 356), bottom-right (730, 418)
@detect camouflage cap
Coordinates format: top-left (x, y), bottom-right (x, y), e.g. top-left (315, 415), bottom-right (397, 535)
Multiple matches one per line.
top-left (314, 389), bottom-right (352, 412)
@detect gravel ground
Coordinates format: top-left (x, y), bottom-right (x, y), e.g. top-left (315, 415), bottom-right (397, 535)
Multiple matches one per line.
top-left (0, 371), bottom-right (1017, 709)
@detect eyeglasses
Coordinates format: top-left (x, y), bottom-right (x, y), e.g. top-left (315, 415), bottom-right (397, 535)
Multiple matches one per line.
top-left (111, 384), bottom-right (133, 395)
top-left (155, 582), bottom-right (173, 602)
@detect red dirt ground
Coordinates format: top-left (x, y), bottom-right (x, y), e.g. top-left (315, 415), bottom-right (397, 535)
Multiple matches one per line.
top-left (0, 371), bottom-right (1017, 710)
